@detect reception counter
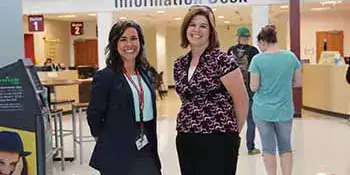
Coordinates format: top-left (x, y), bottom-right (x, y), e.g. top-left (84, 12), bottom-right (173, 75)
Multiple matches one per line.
top-left (38, 70), bottom-right (92, 113)
top-left (302, 64), bottom-right (350, 117)
top-left (38, 70), bottom-right (79, 112)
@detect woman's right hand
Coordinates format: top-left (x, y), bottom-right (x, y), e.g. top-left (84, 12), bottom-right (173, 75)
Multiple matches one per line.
top-left (12, 157), bottom-right (24, 175)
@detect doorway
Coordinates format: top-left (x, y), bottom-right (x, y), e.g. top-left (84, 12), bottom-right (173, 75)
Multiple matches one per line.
top-left (316, 30), bottom-right (344, 63)
top-left (74, 39), bottom-right (98, 67)
top-left (24, 34), bottom-right (35, 64)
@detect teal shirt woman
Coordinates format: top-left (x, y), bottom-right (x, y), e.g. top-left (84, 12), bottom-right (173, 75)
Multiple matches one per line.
top-left (249, 50), bottom-right (300, 122)
top-left (248, 25), bottom-right (301, 175)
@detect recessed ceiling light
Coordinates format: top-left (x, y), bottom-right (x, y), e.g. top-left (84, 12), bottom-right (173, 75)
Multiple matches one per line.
top-left (212, 8), bottom-right (217, 11)
top-left (30, 11), bottom-right (41, 14)
top-left (280, 5), bottom-right (289, 9)
top-left (320, 0), bottom-right (343, 6)
top-left (157, 10), bottom-right (165, 14)
top-left (119, 16), bottom-right (127, 20)
top-left (310, 7), bottom-right (331, 11)
top-left (174, 17), bottom-right (182, 21)
top-left (88, 13), bottom-right (96, 16)
top-left (224, 21), bottom-right (230, 24)
top-left (58, 15), bottom-right (77, 18)
top-left (218, 16), bottom-right (224, 19)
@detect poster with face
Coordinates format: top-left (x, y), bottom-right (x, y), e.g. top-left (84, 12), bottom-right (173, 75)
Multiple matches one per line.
top-left (0, 129), bottom-right (35, 175)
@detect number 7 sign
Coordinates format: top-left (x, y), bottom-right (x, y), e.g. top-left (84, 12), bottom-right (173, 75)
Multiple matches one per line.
top-left (71, 22), bottom-right (84, 36)
top-left (28, 15), bottom-right (44, 32)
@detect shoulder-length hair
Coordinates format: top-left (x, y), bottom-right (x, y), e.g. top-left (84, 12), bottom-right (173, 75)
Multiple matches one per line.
top-left (105, 20), bottom-right (150, 71)
top-left (180, 5), bottom-right (220, 50)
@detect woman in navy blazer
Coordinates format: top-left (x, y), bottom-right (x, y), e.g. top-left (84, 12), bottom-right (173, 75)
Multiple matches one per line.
top-left (87, 20), bottom-right (162, 175)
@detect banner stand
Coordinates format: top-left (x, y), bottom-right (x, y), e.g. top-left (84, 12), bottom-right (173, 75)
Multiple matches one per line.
top-left (0, 59), bottom-right (54, 175)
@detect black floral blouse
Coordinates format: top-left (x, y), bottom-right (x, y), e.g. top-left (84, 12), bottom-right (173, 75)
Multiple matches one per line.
top-left (173, 48), bottom-right (239, 134)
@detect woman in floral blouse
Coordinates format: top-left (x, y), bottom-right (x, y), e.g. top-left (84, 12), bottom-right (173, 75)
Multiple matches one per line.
top-left (173, 5), bottom-right (249, 175)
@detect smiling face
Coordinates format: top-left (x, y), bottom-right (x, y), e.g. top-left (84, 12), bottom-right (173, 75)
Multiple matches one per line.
top-left (0, 152), bottom-right (19, 175)
top-left (117, 27), bottom-right (141, 63)
top-left (186, 15), bottom-right (210, 48)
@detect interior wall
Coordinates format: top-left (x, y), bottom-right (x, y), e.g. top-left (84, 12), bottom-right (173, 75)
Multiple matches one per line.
top-left (165, 26), bottom-right (188, 86)
top-left (23, 17), bottom-right (70, 66)
top-left (303, 11), bottom-right (350, 63)
top-left (23, 9), bottom-right (350, 84)
top-left (22, 17), bottom-right (287, 86)
top-left (285, 10), bottom-right (350, 63)
top-left (45, 20), bottom-right (70, 65)
top-left (66, 21), bottom-right (157, 68)
top-left (69, 20), bottom-right (97, 66)
top-left (274, 21), bottom-right (288, 50)
top-left (143, 26), bottom-right (157, 68)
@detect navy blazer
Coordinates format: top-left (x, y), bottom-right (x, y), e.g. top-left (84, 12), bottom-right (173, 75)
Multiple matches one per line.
top-left (87, 67), bottom-right (161, 174)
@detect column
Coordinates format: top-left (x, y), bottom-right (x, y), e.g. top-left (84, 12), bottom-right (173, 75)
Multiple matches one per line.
top-left (0, 0), bottom-right (24, 67)
top-left (290, 0), bottom-right (301, 59)
top-left (276, 21), bottom-right (288, 50)
top-left (97, 12), bottom-right (114, 69)
top-left (290, 0), bottom-right (302, 118)
top-left (251, 5), bottom-right (269, 49)
top-left (69, 38), bottom-right (75, 67)
top-left (156, 27), bottom-right (168, 90)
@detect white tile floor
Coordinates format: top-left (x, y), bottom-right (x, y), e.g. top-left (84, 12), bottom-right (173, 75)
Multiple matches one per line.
top-left (51, 91), bottom-right (350, 175)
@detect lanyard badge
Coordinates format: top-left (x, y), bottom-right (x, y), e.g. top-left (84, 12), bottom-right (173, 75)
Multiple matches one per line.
top-left (124, 70), bottom-right (149, 150)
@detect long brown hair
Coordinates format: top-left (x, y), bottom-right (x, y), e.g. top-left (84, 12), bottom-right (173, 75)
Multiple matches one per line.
top-left (105, 20), bottom-right (150, 72)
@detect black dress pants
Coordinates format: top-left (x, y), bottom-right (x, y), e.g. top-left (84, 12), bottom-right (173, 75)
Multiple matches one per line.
top-left (100, 125), bottom-right (161, 175)
top-left (100, 145), bottom-right (161, 175)
top-left (176, 132), bottom-right (241, 175)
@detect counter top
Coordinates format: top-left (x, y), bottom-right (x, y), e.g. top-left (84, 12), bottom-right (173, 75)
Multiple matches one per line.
top-left (302, 64), bottom-right (350, 116)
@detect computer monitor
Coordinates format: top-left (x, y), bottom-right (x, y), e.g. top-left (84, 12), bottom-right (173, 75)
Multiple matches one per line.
top-left (35, 66), bottom-right (53, 72)
top-left (345, 56), bottom-right (350, 65)
top-left (77, 66), bottom-right (96, 79)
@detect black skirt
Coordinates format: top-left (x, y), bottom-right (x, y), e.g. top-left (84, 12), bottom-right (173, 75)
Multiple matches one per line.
top-left (176, 132), bottom-right (241, 175)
